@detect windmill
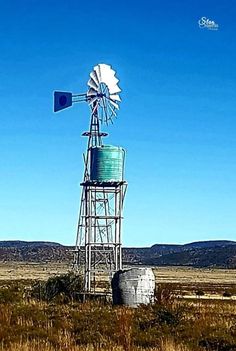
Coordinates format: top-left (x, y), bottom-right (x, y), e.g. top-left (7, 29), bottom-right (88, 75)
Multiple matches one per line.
top-left (54, 64), bottom-right (127, 293)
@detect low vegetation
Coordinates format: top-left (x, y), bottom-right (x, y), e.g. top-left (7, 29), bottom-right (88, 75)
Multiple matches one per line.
top-left (31, 272), bottom-right (83, 302)
top-left (0, 277), bottom-right (235, 351)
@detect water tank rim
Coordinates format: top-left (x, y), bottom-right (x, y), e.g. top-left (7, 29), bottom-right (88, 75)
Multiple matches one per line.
top-left (90, 145), bottom-right (125, 150)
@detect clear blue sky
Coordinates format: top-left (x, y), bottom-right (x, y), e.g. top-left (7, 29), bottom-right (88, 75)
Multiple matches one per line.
top-left (1, 0), bottom-right (236, 246)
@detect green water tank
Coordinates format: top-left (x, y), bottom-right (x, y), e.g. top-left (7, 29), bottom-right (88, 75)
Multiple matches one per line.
top-left (90, 145), bottom-right (125, 182)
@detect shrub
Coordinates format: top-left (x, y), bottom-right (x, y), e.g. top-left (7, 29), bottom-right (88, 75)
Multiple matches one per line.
top-left (222, 291), bottom-right (232, 298)
top-left (31, 272), bottom-right (83, 302)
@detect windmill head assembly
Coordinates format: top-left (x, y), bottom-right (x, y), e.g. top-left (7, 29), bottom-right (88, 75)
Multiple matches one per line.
top-left (54, 64), bottom-right (127, 294)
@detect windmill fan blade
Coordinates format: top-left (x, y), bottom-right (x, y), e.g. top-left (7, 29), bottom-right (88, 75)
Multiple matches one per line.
top-left (109, 85), bottom-right (121, 94)
top-left (110, 94), bottom-right (121, 102)
top-left (87, 63), bottom-right (121, 124)
top-left (87, 88), bottom-right (97, 97)
top-left (107, 77), bottom-right (119, 88)
top-left (90, 71), bottom-right (99, 86)
top-left (99, 64), bottom-right (113, 80)
top-left (97, 65), bottom-right (103, 83)
top-left (88, 78), bottom-right (99, 91)
top-left (108, 99), bottom-right (119, 110)
top-left (107, 100), bottom-right (117, 117)
top-left (99, 63), bottom-right (112, 71)
top-left (99, 65), bottom-right (116, 84)
top-left (88, 96), bottom-right (98, 105)
top-left (93, 65), bottom-right (100, 81)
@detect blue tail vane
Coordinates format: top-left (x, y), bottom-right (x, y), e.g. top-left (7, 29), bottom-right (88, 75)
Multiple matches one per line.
top-left (54, 91), bottom-right (72, 112)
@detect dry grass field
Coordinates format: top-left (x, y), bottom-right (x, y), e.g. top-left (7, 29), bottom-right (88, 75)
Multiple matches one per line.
top-left (0, 262), bottom-right (235, 283)
top-left (0, 289), bottom-right (235, 351)
top-left (0, 262), bottom-right (235, 299)
top-left (0, 262), bottom-right (235, 351)
top-left (152, 266), bottom-right (236, 300)
top-left (0, 262), bottom-right (70, 281)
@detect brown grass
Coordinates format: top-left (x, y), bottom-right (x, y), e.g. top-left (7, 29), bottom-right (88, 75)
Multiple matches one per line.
top-left (0, 341), bottom-right (192, 351)
top-left (0, 266), bottom-right (235, 350)
top-left (0, 284), bottom-right (235, 351)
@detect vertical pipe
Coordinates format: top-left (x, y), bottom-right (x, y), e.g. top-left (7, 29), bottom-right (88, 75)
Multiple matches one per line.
top-left (93, 187), bottom-right (96, 292)
top-left (88, 186), bottom-right (91, 292)
top-left (114, 188), bottom-right (118, 271)
top-left (118, 185), bottom-right (123, 270)
top-left (84, 187), bottom-right (89, 291)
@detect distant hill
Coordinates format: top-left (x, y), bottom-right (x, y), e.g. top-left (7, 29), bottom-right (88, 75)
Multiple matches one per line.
top-left (123, 240), bottom-right (236, 268)
top-left (0, 240), bottom-right (235, 268)
top-left (0, 241), bottom-right (62, 248)
top-left (0, 241), bottom-right (70, 263)
top-left (183, 240), bottom-right (236, 249)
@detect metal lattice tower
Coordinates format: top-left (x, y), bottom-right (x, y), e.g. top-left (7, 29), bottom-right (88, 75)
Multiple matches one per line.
top-left (53, 64), bottom-right (127, 293)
